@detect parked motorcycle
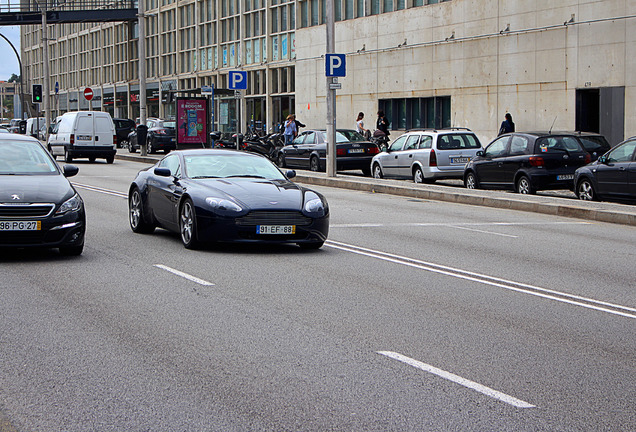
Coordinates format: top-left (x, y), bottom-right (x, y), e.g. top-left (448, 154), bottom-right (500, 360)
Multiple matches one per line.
top-left (242, 128), bottom-right (285, 162)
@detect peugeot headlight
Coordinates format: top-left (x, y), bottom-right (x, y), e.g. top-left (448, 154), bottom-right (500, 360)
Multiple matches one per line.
top-left (56, 193), bottom-right (82, 215)
top-left (205, 197), bottom-right (243, 213)
top-left (303, 197), bottom-right (326, 217)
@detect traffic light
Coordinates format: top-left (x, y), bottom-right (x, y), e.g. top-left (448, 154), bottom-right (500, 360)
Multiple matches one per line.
top-left (32, 84), bottom-right (43, 104)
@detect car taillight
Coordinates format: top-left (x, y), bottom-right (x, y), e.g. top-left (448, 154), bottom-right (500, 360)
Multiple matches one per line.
top-left (584, 153), bottom-right (591, 164)
top-left (368, 146), bottom-right (380, 155)
top-left (337, 148), bottom-right (346, 156)
top-left (529, 156), bottom-right (544, 167)
top-left (429, 149), bottom-right (437, 167)
top-left (156, 129), bottom-right (167, 135)
top-left (113, 135), bottom-right (117, 144)
top-left (70, 134), bottom-right (74, 145)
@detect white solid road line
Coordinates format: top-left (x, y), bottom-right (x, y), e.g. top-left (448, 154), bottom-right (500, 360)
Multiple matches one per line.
top-left (154, 264), bottom-right (215, 286)
top-left (74, 182), bottom-right (635, 318)
top-left (326, 240), bottom-right (636, 319)
top-left (377, 351), bottom-right (536, 409)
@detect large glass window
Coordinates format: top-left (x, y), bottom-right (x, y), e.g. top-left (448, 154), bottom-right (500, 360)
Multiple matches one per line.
top-left (379, 96), bottom-right (451, 131)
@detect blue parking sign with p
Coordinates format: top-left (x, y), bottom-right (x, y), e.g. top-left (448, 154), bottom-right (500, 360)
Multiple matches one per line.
top-left (229, 71), bottom-right (247, 90)
top-left (326, 54), bottom-right (346, 77)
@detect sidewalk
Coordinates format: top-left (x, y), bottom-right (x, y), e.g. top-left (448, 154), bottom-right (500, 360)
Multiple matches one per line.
top-left (115, 149), bottom-right (636, 227)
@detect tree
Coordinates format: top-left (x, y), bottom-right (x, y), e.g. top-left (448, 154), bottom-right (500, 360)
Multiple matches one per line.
top-left (8, 74), bottom-right (20, 83)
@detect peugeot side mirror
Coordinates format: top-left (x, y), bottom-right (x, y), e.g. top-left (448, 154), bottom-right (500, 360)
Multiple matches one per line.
top-left (63, 164), bottom-right (79, 178)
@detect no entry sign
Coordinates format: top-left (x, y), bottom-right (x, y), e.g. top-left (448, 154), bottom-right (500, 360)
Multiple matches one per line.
top-left (84, 87), bottom-right (94, 101)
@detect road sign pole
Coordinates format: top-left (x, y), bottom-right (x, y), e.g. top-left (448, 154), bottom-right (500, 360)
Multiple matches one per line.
top-left (326, 0), bottom-right (337, 177)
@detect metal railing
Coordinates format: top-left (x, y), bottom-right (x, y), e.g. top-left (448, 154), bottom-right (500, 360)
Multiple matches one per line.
top-left (0, 0), bottom-right (135, 13)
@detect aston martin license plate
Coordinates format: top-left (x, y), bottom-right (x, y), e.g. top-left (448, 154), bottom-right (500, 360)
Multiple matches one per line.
top-left (0, 221), bottom-right (41, 231)
top-left (257, 225), bottom-right (296, 234)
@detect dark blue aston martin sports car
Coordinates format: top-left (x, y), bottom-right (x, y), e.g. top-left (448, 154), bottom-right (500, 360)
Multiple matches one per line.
top-left (128, 149), bottom-right (329, 249)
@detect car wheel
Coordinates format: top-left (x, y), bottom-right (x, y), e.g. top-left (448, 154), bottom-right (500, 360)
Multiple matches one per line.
top-left (277, 153), bottom-right (286, 168)
top-left (516, 175), bottom-right (535, 194)
top-left (310, 155), bottom-right (320, 172)
top-left (298, 241), bottom-right (324, 250)
top-left (59, 244), bottom-right (84, 256)
top-left (106, 155), bottom-right (114, 164)
top-left (47, 145), bottom-right (57, 160)
top-left (88, 156), bottom-right (96, 163)
top-left (64, 148), bottom-right (73, 163)
top-left (147, 140), bottom-right (154, 154)
top-left (128, 140), bottom-right (137, 153)
top-left (372, 163), bottom-right (384, 179)
top-left (465, 171), bottom-right (479, 189)
top-left (577, 178), bottom-right (597, 201)
top-left (121, 139), bottom-right (128, 150)
top-left (413, 166), bottom-right (426, 184)
top-left (180, 198), bottom-right (200, 249)
top-left (129, 188), bottom-right (155, 234)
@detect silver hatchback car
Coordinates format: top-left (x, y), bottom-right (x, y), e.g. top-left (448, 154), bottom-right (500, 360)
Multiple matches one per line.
top-left (370, 128), bottom-right (483, 183)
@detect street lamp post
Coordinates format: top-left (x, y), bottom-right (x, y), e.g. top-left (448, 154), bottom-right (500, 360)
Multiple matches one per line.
top-left (41, 9), bottom-right (50, 141)
top-left (138, 0), bottom-right (148, 156)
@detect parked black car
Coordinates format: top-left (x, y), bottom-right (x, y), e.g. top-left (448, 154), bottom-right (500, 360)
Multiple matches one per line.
top-left (565, 131), bottom-right (611, 161)
top-left (464, 132), bottom-right (591, 194)
top-left (127, 118), bottom-right (176, 154)
top-left (276, 129), bottom-right (380, 176)
top-left (574, 137), bottom-right (636, 201)
top-left (0, 134), bottom-right (85, 255)
top-left (114, 118), bottom-right (136, 148)
top-left (128, 149), bottom-right (329, 249)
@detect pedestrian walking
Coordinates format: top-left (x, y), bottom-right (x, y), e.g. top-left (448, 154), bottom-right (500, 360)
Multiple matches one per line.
top-left (283, 114), bottom-right (297, 145)
top-left (293, 116), bottom-right (305, 135)
top-left (356, 112), bottom-right (371, 139)
top-left (498, 113), bottom-right (515, 136)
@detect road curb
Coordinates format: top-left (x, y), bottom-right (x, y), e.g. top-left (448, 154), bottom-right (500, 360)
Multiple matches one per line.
top-left (115, 153), bottom-right (636, 227)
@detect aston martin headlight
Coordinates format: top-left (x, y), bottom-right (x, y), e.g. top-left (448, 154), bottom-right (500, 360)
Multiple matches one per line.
top-left (205, 197), bottom-right (242, 213)
top-left (56, 193), bottom-right (82, 215)
top-left (304, 198), bottom-right (325, 216)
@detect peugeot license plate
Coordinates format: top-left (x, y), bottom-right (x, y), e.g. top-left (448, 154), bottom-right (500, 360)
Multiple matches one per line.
top-left (257, 225), bottom-right (295, 234)
top-left (0, 221), bottom-right (41, 231)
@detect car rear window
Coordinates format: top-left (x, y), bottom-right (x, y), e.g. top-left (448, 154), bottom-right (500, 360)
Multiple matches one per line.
top-left (536, 136), bottom-right (583, 153)
top-left (437, 134), bottom-right (481, 150)
top-left (578, 136), bottom-right (610, 154)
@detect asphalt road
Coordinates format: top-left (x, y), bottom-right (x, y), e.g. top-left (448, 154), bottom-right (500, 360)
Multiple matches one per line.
top-left (0, 158), bottom-right (634, 431)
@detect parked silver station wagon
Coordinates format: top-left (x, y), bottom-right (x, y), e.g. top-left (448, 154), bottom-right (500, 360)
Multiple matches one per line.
top-left (370, 128), bottom-right (483, 183)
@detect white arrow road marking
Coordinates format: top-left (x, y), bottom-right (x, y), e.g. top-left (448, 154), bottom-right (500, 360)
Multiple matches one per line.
top-left (377, 351), bottom-right (536, 408)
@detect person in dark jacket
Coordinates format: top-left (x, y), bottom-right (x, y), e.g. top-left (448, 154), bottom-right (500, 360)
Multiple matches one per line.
top-left (499, 113), bottom-right (515, 135)
top-left (376, 110), bottom-right (390, 136)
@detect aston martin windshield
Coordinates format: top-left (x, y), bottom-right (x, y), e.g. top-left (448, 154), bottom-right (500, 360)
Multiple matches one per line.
top-left (184, 153), bottom-right (287, 180)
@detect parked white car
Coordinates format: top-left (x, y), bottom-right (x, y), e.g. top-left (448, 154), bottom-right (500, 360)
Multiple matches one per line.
top-left (370, 128), bottom-right (483, 183)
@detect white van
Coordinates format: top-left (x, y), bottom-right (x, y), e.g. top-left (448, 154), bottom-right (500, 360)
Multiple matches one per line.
top-left (48, 111), bottom-right (117, 163)
top-left (26, 117), bottom-right (46, 138)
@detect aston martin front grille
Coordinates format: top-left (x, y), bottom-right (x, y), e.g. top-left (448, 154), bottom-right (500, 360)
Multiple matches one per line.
top-left (0, 203), bottom-right (55, 218)
top-left (235, 211), bottom-right (313, 226)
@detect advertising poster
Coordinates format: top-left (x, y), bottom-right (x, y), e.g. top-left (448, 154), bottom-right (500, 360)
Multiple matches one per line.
top-left (176, 97), bottom-right (209, 148)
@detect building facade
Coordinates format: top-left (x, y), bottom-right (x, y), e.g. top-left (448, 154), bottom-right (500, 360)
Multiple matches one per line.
top-left (21, 0), bottom-right (635, 145)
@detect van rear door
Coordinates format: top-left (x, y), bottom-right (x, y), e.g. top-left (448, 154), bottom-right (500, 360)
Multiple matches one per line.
top-left (94, 114), bottom-right (115, 148)
top-left (74, 114), bottom-right (94, 147)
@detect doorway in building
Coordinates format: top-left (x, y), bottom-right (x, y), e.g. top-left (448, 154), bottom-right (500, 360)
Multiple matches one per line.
top-left (246, 97), bottom-right (265, 134)
top-left (272, 96), bottom-right (295, 133)
top-left (576, 87), bottom-right (624, 146)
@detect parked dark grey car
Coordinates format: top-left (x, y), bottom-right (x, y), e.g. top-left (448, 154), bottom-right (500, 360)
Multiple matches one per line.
top-left (464, 132), bottom-right (591, 194)
top-left (574, 137), bottom-right (636, 201)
